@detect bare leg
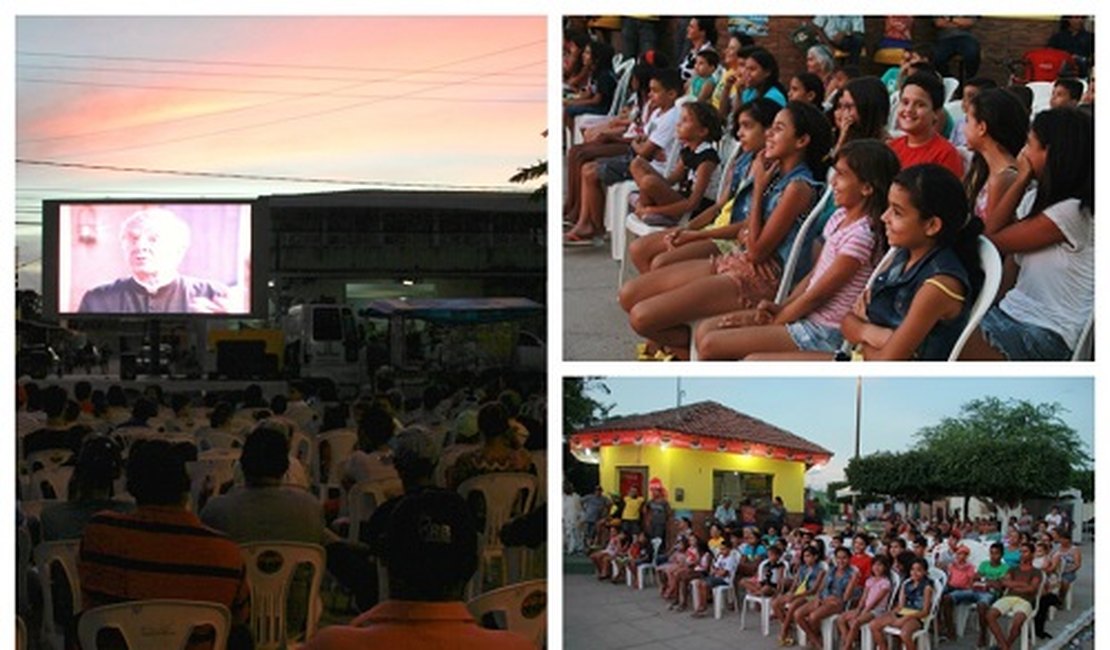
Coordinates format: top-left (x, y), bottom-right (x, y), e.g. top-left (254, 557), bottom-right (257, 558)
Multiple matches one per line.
top-left (986, 607), bottom-right (1007, 650)
top-left (571, 162), bottom-right (607, 238)
top-left (565, 142), bottom-right (629, 223)
top-left (619, 258), bottom-right (716, 313)
top-left (806, 600), bottom-right (842, 648)
top-left (629, 229), bottom-right (677, 275)
top-left (631, 157), bottom-right (685, 213)
top-left (898, 618), bottom-right (922, 650)
top-left (1004, 613), bottom-right (1026, 650)
top-left (628, 274), bottom-right (753, 350)
top-left (869, 613), bottom-right (898, 650)
top-left (650, 239), bottom-right (722, 270)
top-left (698, 322), bottom-right (799, 360)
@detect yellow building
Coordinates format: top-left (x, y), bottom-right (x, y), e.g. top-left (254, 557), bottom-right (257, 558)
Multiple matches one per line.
top-left (570, 401), bottom-right (832, 521)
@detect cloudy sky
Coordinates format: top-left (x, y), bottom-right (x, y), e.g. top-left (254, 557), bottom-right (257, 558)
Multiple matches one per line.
top-left (584, 377), bottom-right (1094, 489)
top-left (15, 16), bottom-right (546, 290)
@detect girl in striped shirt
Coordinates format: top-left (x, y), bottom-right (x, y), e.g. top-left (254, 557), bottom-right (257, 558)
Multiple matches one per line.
top-left (695, 139), bottom-right (900, 359)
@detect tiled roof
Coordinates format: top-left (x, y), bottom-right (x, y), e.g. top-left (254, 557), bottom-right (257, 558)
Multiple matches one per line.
top-left (576, 400), bottom-right (832, 456)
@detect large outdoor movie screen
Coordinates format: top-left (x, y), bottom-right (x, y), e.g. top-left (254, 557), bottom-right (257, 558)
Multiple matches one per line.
top-left (54, 202), bottom-right (255, 316)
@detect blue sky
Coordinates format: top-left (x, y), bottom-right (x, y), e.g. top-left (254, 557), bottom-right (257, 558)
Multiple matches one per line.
top-left (584, 377), bottom-right (1094, 488)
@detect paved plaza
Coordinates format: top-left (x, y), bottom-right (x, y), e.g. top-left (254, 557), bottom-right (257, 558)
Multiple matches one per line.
top-left (564, 546), bottom-right (1094, 650)
top-left (563, 241), bottom-right (640, 361)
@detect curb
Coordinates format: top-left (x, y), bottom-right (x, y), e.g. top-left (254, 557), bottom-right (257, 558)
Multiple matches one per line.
top-left (1040, 607), bottom-right (1094, 650)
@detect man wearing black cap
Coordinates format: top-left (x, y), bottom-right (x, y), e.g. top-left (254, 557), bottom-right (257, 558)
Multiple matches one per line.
top-left (304, 490), bottom-right (537, 649)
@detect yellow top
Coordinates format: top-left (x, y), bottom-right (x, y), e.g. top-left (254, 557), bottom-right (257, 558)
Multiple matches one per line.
top-left (622, 495), bottom-right (645, 520)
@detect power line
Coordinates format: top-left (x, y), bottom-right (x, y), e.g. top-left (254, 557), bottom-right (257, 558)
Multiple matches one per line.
top-left (16, 159), bottom-right (524, 191)
top-left (16, 44), bottom-right (544, 76)
top-left (18, 39), bottom-right (544, 146)
top-left (37, 57), bottom-right (544, 161)
top-left (19, 77), bottom-right (544, 103)
top-left (18, 63), bottom-right (544, 87)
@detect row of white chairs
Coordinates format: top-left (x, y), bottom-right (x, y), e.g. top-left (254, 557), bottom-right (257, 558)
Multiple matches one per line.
top-left (32, 539), bottom-right (325, 650)
top-left (69, 578), bottom-right (547, 650)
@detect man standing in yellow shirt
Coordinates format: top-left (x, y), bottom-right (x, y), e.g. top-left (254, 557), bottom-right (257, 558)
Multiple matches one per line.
top-left (621, 485), bottom-right (646, 536)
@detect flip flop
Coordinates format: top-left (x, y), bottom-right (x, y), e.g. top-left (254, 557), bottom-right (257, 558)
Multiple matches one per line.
top-left (564, 232), bottom-right (597, 247)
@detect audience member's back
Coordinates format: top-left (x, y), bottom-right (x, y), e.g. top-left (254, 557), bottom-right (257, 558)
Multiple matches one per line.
top-left (201, 425), bottom-right (326, 545)
top-left (303, 490), bottom-right (535, 650)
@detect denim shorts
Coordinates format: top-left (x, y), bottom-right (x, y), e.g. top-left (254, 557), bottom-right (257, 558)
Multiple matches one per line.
top-left (787, 318), bottom-right (844, 352)
top-left (946, 588), bottom-right (991, 606)
top-left (979, 306), bottom-right (1072, 361)
top-left (596, 154), bottom-right (635, 186)
top-left (704, 575), bottom-right (730, 588)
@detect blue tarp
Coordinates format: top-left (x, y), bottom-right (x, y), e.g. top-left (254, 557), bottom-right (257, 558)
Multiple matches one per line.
top-left (358, 298), bottom-right (542, 324)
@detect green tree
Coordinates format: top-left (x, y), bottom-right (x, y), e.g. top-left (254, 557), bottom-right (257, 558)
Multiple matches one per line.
top-left (563, 377), bottom-right (611, 437)
top-left (915, 397), bottom-right (1090, 512)
top-left (563, 377), bottom-right (612, 493)
top-left (1070, 469), bottom-right (1094, 502)
top-left (845, 450), bottom-right (947, 505)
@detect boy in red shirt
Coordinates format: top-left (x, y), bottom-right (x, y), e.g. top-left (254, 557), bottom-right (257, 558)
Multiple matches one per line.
top-left (889, 71), bottom-right (964, 178)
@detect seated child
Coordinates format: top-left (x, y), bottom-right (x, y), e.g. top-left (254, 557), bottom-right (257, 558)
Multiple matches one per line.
top-left (1050, 77), bottom-right (1084, 109)
top-left (840, 163), bottom-right (984, 360)
top-left (889, 71), bottom-right (963, 178)
top-left (687, 49), bottom-right (720, 103)
top-left (628, 101), bottom-right (722, 228)
top-left (694, 139), bottom-right (900, 359)
top-left (628, 97), bottom-right (779, 273)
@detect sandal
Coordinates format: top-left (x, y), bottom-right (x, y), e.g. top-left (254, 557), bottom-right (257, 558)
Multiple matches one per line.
top-left (564, 231), bottom-right (598, 247)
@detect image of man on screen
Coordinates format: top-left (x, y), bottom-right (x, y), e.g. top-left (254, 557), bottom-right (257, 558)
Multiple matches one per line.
top-left (77, 208), bottom-right (233, 314)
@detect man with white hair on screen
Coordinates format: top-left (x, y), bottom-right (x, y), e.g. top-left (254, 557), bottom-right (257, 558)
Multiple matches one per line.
top-left (78, 207), bottom-right (231, 313)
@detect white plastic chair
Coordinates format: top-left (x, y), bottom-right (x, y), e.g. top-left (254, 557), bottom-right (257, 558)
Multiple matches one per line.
top-left (945, 99), bottom-right (965, 128)
top-left (457, 473), bottom-right (539, 596)
top-left (346, 479), bottom-right (400, 544)
top-left (27, 465), bottom-right (73, 501)
top-left (196, 429), bottom-right (243, 452)
top-left (942, 77), bottom-right (960, 103)
top-left (948, 236), bottom-right (1003, 360)
top-left (25, 448), bottom-right (74, 473)
top-left (880, 570), bottom-right (946, 650)
top-left (711, 580), bottom-right (735, 620)
top-left (312, 430), bottom-right (358, 502)
top-left (187, 455), bottom-right (239, 513)
top-left (34, 540), bottom-right (81, 650)
top-left (635, 537), bottom-right (664, 590)
top-left (77, 599), bottom-right (231, 650)
top-left (1027, 81), bottom-right (1054, 115)
top-left (774, 179), bottom-right (835, 304)
top-left (240, 542), bottom-right (326, 650)
top-left (466, 579), bottom-right (547, 649)
top-left (1072, 314), bottom-right (1093, 360)
top-left (740, 559), bottom-right (789, 636)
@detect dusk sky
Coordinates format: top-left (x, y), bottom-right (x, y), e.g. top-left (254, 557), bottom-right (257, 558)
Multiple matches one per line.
top-left (584, 377), bottom-right (1094, 489)
top-left (15, 16), bottom-right (546, 290)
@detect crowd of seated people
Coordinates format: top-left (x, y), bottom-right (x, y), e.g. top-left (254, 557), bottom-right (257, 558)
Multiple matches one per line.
top-left (584, 498), bottom-right (1083, 649)
top-left (565, 15), bottom-right (1094, 362)
top-left (16, 369), bottom-right (545, 649)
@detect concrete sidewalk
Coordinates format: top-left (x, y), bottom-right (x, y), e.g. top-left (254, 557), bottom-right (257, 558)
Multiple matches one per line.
top-left (563, 241), bottom-right (640, 361)
top-left (564, 547), bottom-right (1094, 650)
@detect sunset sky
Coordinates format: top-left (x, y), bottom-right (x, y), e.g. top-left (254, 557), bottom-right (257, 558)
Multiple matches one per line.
top-left (15, 16), bottom-right (546, 290)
